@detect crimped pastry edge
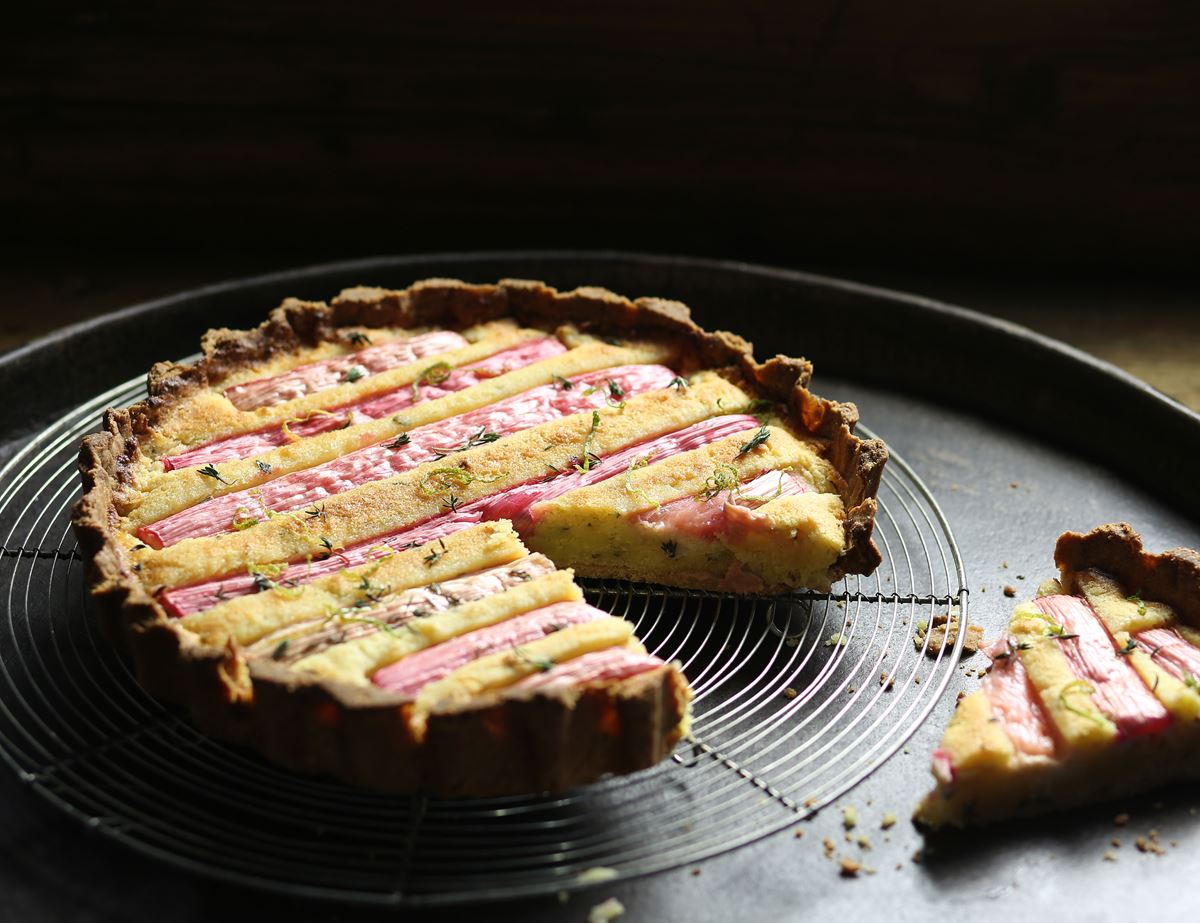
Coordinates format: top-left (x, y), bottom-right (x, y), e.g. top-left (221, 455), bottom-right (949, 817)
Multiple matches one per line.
top-left (73, 278), bottom-right (881, 793)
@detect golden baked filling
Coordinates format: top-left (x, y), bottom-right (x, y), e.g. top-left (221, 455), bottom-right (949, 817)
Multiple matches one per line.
top-left (917, 523), bottom-right (1200, 828)
top-left (74, 278), bottom-right (887, 795)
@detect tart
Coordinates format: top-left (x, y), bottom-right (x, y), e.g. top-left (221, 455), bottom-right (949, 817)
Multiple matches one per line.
top-left (917, 523), bottom-right (1200, 827)
top-left (73, 278), bottom-right (887, 795)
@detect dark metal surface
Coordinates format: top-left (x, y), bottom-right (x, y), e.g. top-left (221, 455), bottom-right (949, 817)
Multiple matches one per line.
top-left (0, 253), bottom-right (1197, 921)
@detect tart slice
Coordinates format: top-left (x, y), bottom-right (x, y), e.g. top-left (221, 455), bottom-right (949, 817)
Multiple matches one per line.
top-left (74, 278), bottom-right (887, 793)
top-left (916, 523), bottom-right (1200, 827)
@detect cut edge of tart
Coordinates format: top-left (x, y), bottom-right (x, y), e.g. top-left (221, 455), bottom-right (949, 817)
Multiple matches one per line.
top-left (73, 278), bottom-right (888, 795)
top-left (915, 523), bottom-right (1200, 828)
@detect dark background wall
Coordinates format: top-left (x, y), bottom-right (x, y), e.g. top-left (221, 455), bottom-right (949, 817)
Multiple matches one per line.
top-left (5, 1), bottom-right (1200, 279)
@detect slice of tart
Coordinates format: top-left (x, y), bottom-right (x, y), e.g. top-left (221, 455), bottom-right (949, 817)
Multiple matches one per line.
top-left (916, 523), bottom-right (1200, 827)
top-left (73, 278), bottom-right (886, 794)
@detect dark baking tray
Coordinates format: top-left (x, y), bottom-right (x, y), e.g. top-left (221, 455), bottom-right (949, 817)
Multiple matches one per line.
top-left (1, 252), bottom-right (1197, 921)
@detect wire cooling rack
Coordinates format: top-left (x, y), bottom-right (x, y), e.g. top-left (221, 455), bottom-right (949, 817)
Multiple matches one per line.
top-left (0, 374), bottom-right (967, 905)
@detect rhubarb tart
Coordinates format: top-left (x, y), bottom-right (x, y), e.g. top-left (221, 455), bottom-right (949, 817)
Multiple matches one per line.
top-left (73, 278), bottom-right (886, 794)
top-left (917, 523), bottom-right (1200, 827)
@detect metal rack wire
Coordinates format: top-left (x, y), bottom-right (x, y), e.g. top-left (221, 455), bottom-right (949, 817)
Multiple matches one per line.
top-left (0, 374), bottom-right (967, 905)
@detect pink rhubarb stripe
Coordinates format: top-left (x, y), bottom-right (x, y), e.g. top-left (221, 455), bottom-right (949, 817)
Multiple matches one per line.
top-left (636, 468), bottom-right (810, 540)
top-left (511, 646), bottom-right (664, 693)
top-left (224, 330), bottom-right (469, 411)
top-left (1035, 594), bottom-right (1170, 738)
top-left (225, 326), bottom-right (468, 408)
top-left (980, 636), bottom-right (1057, 759)
top-left (371, 601), bottom-right (608, 695)
top-left (1132, 626), bottom-right (1200, 684)
top-left (161, 413), bottom-right (760, 617)
top-left (163, 337), bottom-right (567, 470)
top-left (141, 363), bottom-right (676, 548)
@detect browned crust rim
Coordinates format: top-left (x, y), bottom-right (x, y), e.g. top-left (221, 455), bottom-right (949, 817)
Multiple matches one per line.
top-left (72, 278), bottom-right (884, 794)
top-left (1056, 522), bottom-right (1200, 628)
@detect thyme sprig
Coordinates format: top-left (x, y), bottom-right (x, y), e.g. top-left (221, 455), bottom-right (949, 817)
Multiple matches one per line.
top-left (424, 538), bottom-right (449, 566)
top-left (1117, 637), bottom-right (1139, 656)
top-left (989, 638), bottom-right (1033, 661)
top-left (736, 425), bottom-right (771, 457)
top-left (661, 540), bottom-right (678, 558)
top-left (668, 375), bottom-right (689, 392)
top-left (255, 459), bottom-right (272, 475)
top-left (1127, 592), bottom-right (1147, 616)
top-left (383, 433), bottom-right (411, 449)
top-left (430, 427), bottom-right (501, 459)
top-left (197, 463), bottom-right (230, 485)
top-left (347, 331), bottom-right (372, 346)
top-left (552, 374), bottom-right (574, 391)
top-left (303, 503), bottom-right (327, 522)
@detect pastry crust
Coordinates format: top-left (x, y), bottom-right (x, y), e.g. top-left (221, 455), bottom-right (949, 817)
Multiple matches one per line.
top-left (73, 278), bottom-right (884, 794)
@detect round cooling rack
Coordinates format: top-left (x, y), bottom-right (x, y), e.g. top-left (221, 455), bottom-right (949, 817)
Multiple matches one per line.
top-left (0, 371), bottom-right (966, 906)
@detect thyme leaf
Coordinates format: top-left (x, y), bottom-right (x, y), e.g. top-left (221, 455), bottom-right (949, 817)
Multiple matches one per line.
top-left (347, 331), bottom-right (372, 346)
top-left (255, 460), bottom-right (272, 475)
top-left (661, 539), bottom-right (678, 558)
top-left (383, 433), bottom-right (411, 449)
top-left (668, 375), bottom-right (689, 392)
top-left (1117, 637), bottom-right (1138, 656)
top-left (552, 374), bottom-right (574, 391)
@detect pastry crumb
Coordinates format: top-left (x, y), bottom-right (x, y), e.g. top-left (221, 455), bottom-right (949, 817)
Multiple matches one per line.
top-left (842, 806), bottom-right (858, 830)
top-left (880, 672), bottom-right (895, 691)
top-left (838, 857), bottom-right (862, 878)
top-left (1111, 837), bottom-right (1121, 847)
top-left (794, 828), bottom-right (805, 838)
top-left (1003, 585), bottom-right (1016, 598)
top-left (880, 812), bottom-right (897, 830)
top-left (691, 868), bottom-right (702, 876)
top-left (911, 849), bottom-right (924, 864)
top-left (1103, 850), bottom-right (1118, 862)
top-left (588, 897), bottom-right (625, 923)
top-left (822, 837), bottom-right (836, 858)
top-left (856, 834), bottom-right (872, 849)
top-left (915, 614), bottom-right (985, 658)
top-left (1114, 813), bottom-right (1130, 826)
top-left (784, 687), bottom-right (798, 699)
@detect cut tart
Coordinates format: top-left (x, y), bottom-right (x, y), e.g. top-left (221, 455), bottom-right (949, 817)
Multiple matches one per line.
top-left (916, 523), bottom-right (1200, 828)
top-left (73, 278), bottom-right (887, 795)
